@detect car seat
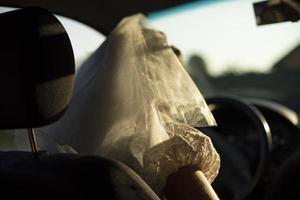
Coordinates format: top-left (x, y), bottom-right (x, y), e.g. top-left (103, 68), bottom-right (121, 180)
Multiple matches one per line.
top-left (0, 7), bottom-right (159, 200)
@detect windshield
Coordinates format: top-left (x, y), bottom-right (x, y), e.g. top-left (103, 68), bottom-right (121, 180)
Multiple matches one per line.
top-left (149, 0), bottom-right (300, 110)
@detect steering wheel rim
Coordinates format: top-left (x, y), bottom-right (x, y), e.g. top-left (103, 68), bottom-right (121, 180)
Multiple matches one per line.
top-left (206, 96), bottom-right (272, 200)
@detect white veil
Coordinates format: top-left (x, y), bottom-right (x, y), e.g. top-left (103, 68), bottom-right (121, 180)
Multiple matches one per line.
top-left (35, 14), bottom-right (220, 194)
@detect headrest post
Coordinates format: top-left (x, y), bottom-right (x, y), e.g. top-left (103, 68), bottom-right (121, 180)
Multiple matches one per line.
top-left (27, 128), bottom-right (38, 156)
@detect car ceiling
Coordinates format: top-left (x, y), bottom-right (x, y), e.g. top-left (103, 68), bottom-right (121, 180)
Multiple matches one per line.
top-left (0, 0), bottom-right (195, 35)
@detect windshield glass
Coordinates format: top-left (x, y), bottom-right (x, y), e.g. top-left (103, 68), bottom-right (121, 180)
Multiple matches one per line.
top-left (149, 0), bottom-right (300, 110)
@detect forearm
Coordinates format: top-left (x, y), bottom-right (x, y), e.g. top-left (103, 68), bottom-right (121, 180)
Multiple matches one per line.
top-left (163, 166), bottom-right (219, 200)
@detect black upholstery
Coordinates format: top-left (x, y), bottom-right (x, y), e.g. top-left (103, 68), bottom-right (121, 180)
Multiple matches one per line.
top-left (0, 8), bottom-right (159, 200)
top-left (0, 151), bottom-right (159, 200)
top-left (0, 7), bottom-right (75, 128)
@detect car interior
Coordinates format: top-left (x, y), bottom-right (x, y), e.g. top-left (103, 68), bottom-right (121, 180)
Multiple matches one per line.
top-left (0, 0), bottom-right (300, 200)
top-left (0, 7), bottom-right (159, 200)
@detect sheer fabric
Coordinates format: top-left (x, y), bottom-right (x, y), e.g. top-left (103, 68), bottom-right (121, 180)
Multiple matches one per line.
top-left (34, 14), bottom-right (220, 193)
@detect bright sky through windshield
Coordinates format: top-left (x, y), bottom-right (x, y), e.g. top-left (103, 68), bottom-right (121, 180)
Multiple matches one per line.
top-left (149, 0), bottom-right (300, 76)
top-left (1, 2), bottom-right (299, 76)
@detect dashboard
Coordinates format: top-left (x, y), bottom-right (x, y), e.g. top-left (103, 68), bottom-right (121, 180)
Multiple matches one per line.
top-left (199, 96), bottom-right (300, 200)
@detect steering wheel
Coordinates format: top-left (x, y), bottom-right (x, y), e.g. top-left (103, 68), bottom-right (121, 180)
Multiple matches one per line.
top-left (199, 96), bottom-right (272, 200)
top-left (249, 98), bottom-right (300, 199)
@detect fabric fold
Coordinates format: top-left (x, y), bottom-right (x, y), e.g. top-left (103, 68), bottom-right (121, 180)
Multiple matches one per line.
top-left (33, 14), bottom-right (220, 194)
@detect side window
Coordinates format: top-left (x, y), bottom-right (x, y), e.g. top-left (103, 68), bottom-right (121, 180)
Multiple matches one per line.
top-left (57, 16), bottom-right (105, 70)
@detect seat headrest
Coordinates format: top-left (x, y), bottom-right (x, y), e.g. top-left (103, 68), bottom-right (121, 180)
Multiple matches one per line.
top-left (0, 7), bottom-right (75, 129)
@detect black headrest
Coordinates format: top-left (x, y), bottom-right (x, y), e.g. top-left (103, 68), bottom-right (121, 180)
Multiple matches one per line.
top-left (0, 7), bottom-right (75, 129)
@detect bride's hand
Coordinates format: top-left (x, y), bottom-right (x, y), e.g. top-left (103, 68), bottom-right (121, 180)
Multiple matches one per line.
top-left (163, 166), bottom-right (219, 200)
